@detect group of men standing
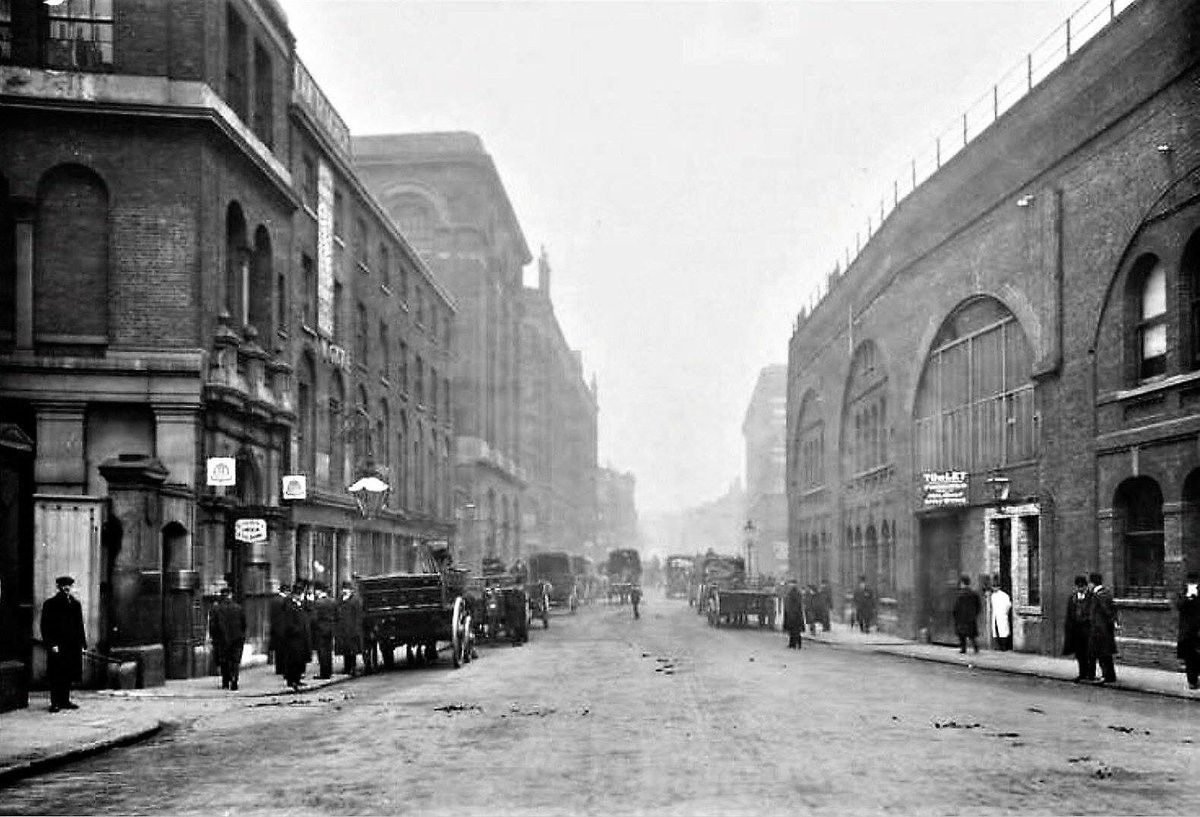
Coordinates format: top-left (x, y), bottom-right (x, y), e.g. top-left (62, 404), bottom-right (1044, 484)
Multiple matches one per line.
top-left (1061, 572), bottom-right (1120, 685)
top-left (206, 579), bottom-right (366, 693)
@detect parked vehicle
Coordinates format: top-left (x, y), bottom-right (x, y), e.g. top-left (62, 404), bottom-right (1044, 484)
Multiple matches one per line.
top-left (664, 554), bottom-right (695, 599)
top-left (468, 558), bottom-right (531, 645)
top-left (694, 551), bottom-right (776, 628)
top-left (356, 543), bottom-right (473, 668)
top-left (528, 551), bottom-right (579, 613)
top-left (605, 548), bottom-right (642, 604)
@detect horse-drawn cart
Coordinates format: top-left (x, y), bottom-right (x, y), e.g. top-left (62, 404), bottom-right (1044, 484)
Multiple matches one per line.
top-left (357, 567), bottom-right (473, 669)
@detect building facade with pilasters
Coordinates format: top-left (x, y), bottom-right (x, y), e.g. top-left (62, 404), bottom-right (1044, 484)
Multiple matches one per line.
top-left (786, 0), bottom-right (1200, 666)
top-left (0, 0), bottom-right (455, 705)
top-left (354, 132), bottom-right (529, 572)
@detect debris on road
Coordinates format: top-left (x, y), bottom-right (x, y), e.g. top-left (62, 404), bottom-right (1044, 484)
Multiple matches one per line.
top-left (434, 703), bottom-right (482, 714)
top-left (932, 720), bottom-right (981, 729)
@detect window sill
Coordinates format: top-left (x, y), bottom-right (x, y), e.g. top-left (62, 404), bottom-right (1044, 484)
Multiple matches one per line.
top-left (1097, 369), bottom-right (1200, 407)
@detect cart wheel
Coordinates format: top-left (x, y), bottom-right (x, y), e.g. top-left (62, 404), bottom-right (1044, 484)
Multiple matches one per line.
top-left (451, 597), bottom-right (465, 668)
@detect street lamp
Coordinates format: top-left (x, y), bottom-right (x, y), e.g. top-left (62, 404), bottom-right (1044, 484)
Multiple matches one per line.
top-left (744, 518), bottom-right (757, 580)
top-left (348, 474), bottom-right (390, 520)
top-left (985, 470), bottom-right (1011, 504)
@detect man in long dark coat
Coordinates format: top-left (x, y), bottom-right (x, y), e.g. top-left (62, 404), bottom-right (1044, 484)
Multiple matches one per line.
top-left (1176, 571), bottom-right (1200, 690)
top-left (311, 583), bottom-right (337, 680)
top-left (853, 576), bottom-right (877, 634)
top-left (209, 586), bottom-right (247, 690)
top-left (953, 575), bottom-right (981, 654)
top-left (280, 584), bottom-right (312, 691)
top-left (40, 575), bottom-right (87, 712)
top-left (268, 584), bottom-right (290, 676)
top-left (817, 580), bottom-right (833, 632)
top-left (335, 582), bottom-right (363, 676)
top-left (1087, 572), bottom-right (1118, 684)
top-left (783, 581), bottom-right (805, 649)
top-left (1062, 575), bottom-right (1093, 682)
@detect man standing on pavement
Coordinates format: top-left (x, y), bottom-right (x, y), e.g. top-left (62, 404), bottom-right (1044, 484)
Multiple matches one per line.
top-left (336, 581), bottom-right (363, 676)
top-left (1063, 575), bottom-right (1093, 682)
top-left (281, 583), bottom-right (311, 691)
top-left (630, 583), bottom-right (642, 620)
top-left (268, 583), bottom-right (290, 676)
top-left (1087, 572), bottom-right (1118, 685)
top-left (40, 575), bottom-right (86, 712)
top-left (853, 576), bottom-right (876, 634)
top-left (1176, 571), bottom-right (1200, 690)
top-left (208, 585), bottom-right (247, 690)
top-left (818, 580), bottom-right (833, 632)
top-left (953, 575), bottom-right (981, 655)
top-left (783, 580), bottom-right (805, 649)
top-left (989, 579), bottom-right (1013, 651)
top-left (311, 583), bottom-right (337, 680)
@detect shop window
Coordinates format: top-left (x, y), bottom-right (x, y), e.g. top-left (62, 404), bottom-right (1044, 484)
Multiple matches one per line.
top-left (1022, 516), bottom-right (1040, 606)
top-left (44, 0), bottom-right (113, 71)
top-left (1136, 257), bottom-right (1167, 380)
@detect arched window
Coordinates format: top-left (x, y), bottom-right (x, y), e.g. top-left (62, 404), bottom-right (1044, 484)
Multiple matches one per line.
top-left (296, 353), bottom-right (316, 473)
top-left (865, 524), bottom-right (878, 589)
top-left (1136, 256), bottom-right (1167, 379)
top-left (329, 372), bottom-right (345, 486)
top-left (380, 322), bottom-right (390, 375)
top-left (250, 225), bottom-right (272, 334)
top-left (35, 164), bottom-right (109, 341)
top-left (1115, 477), bottom-right (1164, 592)
top-left (914, 297), bottom-right (1036, 472)
top-left (413, 421), bottom-right (424, 512)
top-left (224, 203), bottom-right (248, 325)
top-left (843, 341), bottom-right (888, 476)
top-left (1184, 231), bottom-right (1200, 371)
top-left (379, 243), bottom-right (390, 289)
top-left (396, 411), bottom-right (408, 509)
top-left (356, 302), bottom-right (368, 368)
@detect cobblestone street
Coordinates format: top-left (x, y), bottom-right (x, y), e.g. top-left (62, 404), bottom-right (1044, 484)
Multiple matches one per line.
top-left (3, 596), bottom-right (1197, 816)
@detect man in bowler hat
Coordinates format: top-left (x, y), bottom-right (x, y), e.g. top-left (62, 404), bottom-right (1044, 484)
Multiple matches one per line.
top-left (208, 585), bottom-right (247, 690)
top-left (41, 575), bottom-right (87, 712)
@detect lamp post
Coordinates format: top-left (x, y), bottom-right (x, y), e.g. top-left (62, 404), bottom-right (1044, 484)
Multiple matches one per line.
top-left (347, 469), bottom-right (389, 579)
top-left (744, 518), bottom-right (757, 580)
top-left (985, 470), bottom-right (1011, 504)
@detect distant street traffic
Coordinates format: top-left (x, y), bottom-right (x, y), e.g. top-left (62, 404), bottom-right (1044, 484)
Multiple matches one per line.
top-left (5, 593), bottom-right (1198, 816)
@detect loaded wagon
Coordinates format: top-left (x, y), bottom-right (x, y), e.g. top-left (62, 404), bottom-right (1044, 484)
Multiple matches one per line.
top-left (664, 554), bottom-right (694, 599)
top-left (468, 563), bottom-right (531, 646)
top-left (356, 546), bottom-right (473, 669)
top-left (605, 548), bottom-right (642, 604)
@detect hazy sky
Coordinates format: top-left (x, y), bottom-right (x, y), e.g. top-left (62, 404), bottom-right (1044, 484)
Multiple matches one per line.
top-left (278, 0), bottom-right (1080, 514)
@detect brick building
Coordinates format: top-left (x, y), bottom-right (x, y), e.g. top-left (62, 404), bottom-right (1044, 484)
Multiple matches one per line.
top-left (743, 365), bottom-right (787, 580)
top-left (786, 0), bottom-right (1199, 666)
top-left (0, 0), bottom-right (454, 706)
top-left (354, 133), bottom-right (528, 571)
top-left (517, 250), bottom-right (599, 560)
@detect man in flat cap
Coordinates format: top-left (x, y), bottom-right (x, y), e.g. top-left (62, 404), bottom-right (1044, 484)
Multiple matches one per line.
top-left (40, 575), bottom-right (87, 712)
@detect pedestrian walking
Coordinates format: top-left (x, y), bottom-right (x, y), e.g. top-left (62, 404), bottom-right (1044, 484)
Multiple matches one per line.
top-left (853, 576), bottom-right (876, 633)
top-left (280, 583), bottom-right (311, 691)
top-left (40, 575), bottom-right (86, 712)
top-left (208, 585), bottom-right (247, 690)
top-left (631, 584), bottom-right (642, 619)
top-left (336, 581), bottom-right (363, 676)
top-left (1176, 571), bottom-right (1200, 691)
top-left (1087, 572), bottom-right (1118, 685)
top-left (783, 580), bottom-right (805, 649)
top-left (818, 580), bottom-right (832, 632)
top-left (989, 580), bottom-right (1013, 651)
top-left (803, 584), bottom-right (818, 635)
top-left (311, 583), bottom-right (337, 680)
top-left (1062, 575), bottom-right (1093, 682)
top-left (952, 575), bottom-right (981, 654)
top-left (268, 583), bottom-right (290, 676)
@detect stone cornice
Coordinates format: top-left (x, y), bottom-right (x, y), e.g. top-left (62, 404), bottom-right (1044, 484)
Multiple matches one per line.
top-left (0, 67), bottom-right (297, 207)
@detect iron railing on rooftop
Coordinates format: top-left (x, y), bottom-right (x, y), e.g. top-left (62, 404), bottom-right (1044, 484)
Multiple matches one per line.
top-left (794, 0), bottom-right (1140, 329)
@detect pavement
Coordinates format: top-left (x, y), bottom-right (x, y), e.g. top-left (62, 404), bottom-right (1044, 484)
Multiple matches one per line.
top-left (806, 620), bottom-right (1200, 701)
top-left (0, 656), bottom-right (353, 786)
top-left (1, 622), bottom-right (1194, 788)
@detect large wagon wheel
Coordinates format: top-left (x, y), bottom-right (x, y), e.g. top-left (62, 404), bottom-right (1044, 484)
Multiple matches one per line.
top-left (451, 596), bottom-right (466, 669)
